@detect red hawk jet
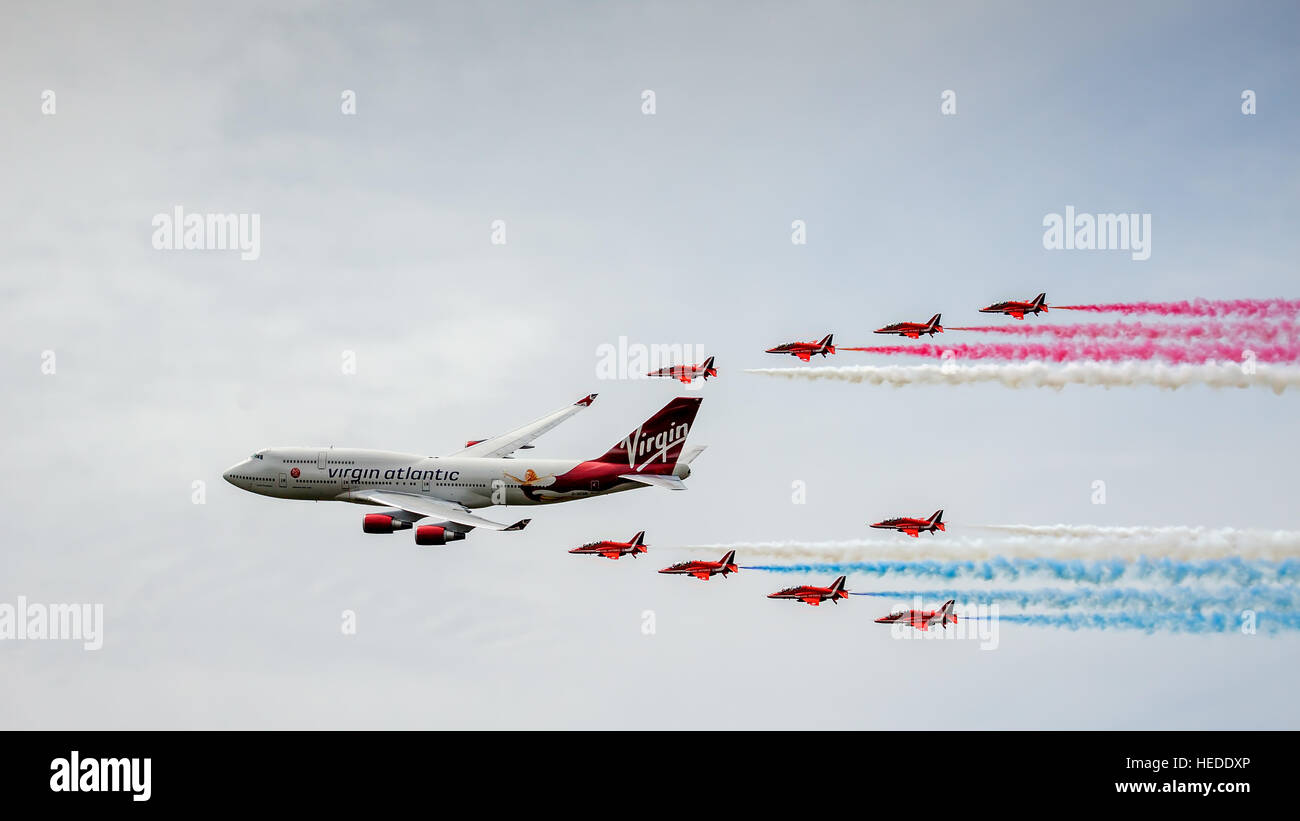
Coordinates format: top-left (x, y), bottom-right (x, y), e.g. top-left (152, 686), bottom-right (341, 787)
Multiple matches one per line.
top-left (569, 531), bottom-right (647, 560)
top-left (658, 550), bottom-right (738, 581)
top-left (766, 334), bottom-right (835, 362)
top-left (648, 356), bottom-right (717, 384)
top-left (874, 313), bottom-right (943, 339)
top-left (767, 575), bottom-right (849, 606)
top-left (979, 292), bottom-right (1048, 319)
top-left (875, 600), bottom-right (958, 631)
top-left (870, 510), bottom-right (945, 538)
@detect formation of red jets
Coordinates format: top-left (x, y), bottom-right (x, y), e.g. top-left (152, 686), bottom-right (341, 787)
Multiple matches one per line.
top-left (569, 510), bottom-right (953, 626)
top-left (764, 292), bottom-right (1051, 356)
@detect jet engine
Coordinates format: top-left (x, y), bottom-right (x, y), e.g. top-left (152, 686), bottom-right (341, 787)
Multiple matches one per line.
top-left (362, 514), bottom-right (413, 534)
top-left (415, 525), bottom-right (466, 546)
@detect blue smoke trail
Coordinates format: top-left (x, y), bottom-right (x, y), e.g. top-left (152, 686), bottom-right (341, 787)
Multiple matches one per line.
top-left (745, 557), bottom-right (1300, 585)
top-left (856, 586), bottom-right (1300, 611)
top-left (997, 611), bottom-right (1300, 634)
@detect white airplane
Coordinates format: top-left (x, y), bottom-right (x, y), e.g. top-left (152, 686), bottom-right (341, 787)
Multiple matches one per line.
top-left (223, 394), bottom-right (706, 545)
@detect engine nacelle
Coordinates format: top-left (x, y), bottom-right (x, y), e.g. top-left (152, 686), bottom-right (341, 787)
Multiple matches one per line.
top-left (415, 525), bottom-right (466, 546)
top-left (363, 514), bottom-right (412, 534)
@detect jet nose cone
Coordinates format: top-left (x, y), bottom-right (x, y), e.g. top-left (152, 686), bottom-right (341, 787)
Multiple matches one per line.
top-left (222, 461), bottom-right (246, 485)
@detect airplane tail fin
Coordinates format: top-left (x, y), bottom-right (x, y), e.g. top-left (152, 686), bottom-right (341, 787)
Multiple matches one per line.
top-left (630, 531), bottom-right (646, 548)
top-left (820, 333), bottom-right (836, 354)
top-left (720, 549), bottom-right (737, 569)
top-left (941, 599), bottom-right (957, 626)
top-left (594, 397), bottom-right (703, 473)
top-left (701, 355), bottom-right (717, 378)
top-left (929, 509), bottom-right (945, 531)
top-left (829, 575), bottom-right (848, 595)
top-left (1033, 292), bottom-right (1048, 312)
top-left (928, 313), bottom-right (942, 332)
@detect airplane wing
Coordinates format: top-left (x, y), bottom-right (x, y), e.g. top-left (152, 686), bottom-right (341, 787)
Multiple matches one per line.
top-left (452, 394), bottom-right (597, 458)
top-left (796, 352), bottom-right (812, 361)
top-left (346, 489), bottom-right (525, 531)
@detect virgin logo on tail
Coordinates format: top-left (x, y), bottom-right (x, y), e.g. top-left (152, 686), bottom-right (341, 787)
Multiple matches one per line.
top-left (622, 421), bottom-right (691, 471)
top-left (594, 397), bottom-right (702, 472)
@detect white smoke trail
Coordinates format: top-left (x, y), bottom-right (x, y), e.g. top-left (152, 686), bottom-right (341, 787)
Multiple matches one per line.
top-left (977, 524), bottom-right (1298, 544)
top-left (744, 362), bottom-right (1300, 394)
top-left (679, 530), bottom-right (1300, 562)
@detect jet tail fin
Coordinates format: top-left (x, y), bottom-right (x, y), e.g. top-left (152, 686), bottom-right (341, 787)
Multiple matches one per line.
top-left (819, 333), bottom-right (835, 353)
top-left (829, 575), bottom-right (847, 594)
top-left (630, 531), bottom-right (646, 547)
top-left (595, 397), bottom-right (703, 473)
top-left (720, 549), bottom-right (737, 567)
top-left (1033, 292), bottom-right (1048, 312)
top-left (941, 599), bottom-right (957, 625)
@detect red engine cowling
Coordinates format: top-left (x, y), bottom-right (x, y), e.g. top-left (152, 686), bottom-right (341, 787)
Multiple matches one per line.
top-left (363, 514), bottom-right (412, 534)
top-left (415, 525), bottom-right (465, 546)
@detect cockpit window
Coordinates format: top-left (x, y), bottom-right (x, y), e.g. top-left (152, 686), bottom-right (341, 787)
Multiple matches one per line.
top-left (251, 453), bottom-right (264, 460)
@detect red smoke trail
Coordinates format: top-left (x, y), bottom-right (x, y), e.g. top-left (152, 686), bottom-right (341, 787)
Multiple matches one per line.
top-left (843, 341), bottom-right (1300, 363)
top-left (1051, 298), bottom-right (1300, 318)
top-left (945, 321), bottom-right (1300, 344)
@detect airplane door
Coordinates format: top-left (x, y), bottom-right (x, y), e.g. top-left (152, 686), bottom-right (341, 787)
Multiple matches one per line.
top-left (317, 452), bottom-right (327, 470)
top-left (422, 478), bottom-right (431, 493)
top-left (278, 473), bottom-right (288, 488)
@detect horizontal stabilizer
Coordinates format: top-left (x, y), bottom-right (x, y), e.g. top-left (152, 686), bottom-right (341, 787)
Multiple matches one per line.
top-left (679, 445), bottom-right (708, 465)
top-left (618, 473), bottom-right (688, 491)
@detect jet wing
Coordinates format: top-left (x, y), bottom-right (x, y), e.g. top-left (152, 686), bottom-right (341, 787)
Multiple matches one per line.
top-left (346, 489), bottom-right (525, 531)
top-left (452, 394), bottom-right (597, 458)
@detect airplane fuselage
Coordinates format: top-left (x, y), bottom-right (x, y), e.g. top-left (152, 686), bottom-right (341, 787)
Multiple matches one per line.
top-left (224, 448), bottom-right (690, 508)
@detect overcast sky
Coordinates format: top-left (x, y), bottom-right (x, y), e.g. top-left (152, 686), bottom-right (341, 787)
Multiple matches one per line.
top-left (2, 1), bottom-right (1298, 729)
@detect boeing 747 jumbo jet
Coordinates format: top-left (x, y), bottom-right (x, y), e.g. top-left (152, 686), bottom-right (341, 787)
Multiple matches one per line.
top-left (224, 395), bottom-right (706, 545)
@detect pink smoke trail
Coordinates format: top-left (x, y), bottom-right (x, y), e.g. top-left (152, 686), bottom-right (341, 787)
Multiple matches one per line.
top-left (945, 321), bottom-right (1300, 344)
top-left (1052, 298), bottom-right (1300, 318)
top-left (843, 341), bottom-right (1300, 364)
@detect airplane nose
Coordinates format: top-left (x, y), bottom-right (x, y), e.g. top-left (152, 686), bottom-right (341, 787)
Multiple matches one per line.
top-left (222, 461), bottom-right (245, 485)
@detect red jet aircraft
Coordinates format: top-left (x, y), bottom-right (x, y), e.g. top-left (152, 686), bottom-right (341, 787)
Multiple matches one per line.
top-left (648, 356), bottom-right (717, 384)
top-left (979, 292), bottom-right (1048, 319)
top-left (875, 313), bottom-right (943, 339)
top-left (767, 575), bottom-right (849, 606)
top-left (569, 531), bottom-right (647, 560)
top-left (766, 334), bottom-right (835, 362)
top-left (658, 550), bottom-right (738, 581)
top-left (870, 510), bottom-right (945, 538)
top-left (875, 600), bottom-right (957, 631)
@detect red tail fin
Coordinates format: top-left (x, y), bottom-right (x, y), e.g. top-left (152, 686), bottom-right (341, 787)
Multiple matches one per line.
top-left (594, 397), bottom-right (703, 474)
